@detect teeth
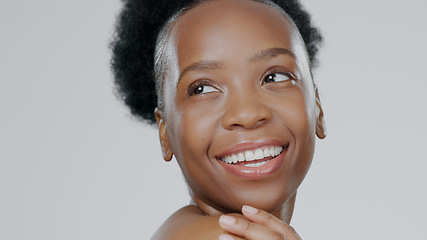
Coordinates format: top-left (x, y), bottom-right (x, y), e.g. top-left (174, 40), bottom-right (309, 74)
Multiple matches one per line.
top-left (237, 153), bottom-right (245, 161)
top-left (254, 149), bottom-right (263, 159)
top-left (263, 148), bottom-right (270, 157)
top-left (221, 146), bottom-right (283, 164)
top-left (231, 154), bottom-right (238, 164)
top-left (244, 161), bottom-right (268, 167)
top-left (245, 151), bottom-right (255, 161)
top-left (270, 146), bottom-right (276, 156)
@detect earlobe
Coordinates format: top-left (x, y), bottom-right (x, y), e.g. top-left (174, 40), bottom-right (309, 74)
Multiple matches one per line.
top-left (315, 88), bottom-right (327, 139)
top-left (155, 108), bottom-right (174, 162)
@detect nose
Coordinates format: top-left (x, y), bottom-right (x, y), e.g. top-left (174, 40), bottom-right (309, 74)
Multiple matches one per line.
top-left (221, 89), bottom-right (272, 130)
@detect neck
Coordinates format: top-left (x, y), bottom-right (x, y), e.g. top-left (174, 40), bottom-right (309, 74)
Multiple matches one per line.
top-left (191, 192), bottom-right (297, 223)
top-left (276, 192), bottom-right (296, 224)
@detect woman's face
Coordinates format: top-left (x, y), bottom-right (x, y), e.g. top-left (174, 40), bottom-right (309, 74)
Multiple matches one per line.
top-left (156, 0), bottom-right (325, 215)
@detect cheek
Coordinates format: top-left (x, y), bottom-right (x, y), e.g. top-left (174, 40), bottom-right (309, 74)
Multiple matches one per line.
top-left (166, 101), bottom-right (220, 181)
top-left (175, 101), bottom-right (220, 152)
top-left (272, 86), bottom-right (316, 137)
top-left (291, 80), bottom-right (317, 138)
top-left (273, 88), bottom-right (316, 178)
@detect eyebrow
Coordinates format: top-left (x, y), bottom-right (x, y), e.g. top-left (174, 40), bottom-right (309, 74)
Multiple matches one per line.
top-left (249, 47), bottom-right (296, 63)
top-left (177, 48), bottom-right (295, 84)
top-left (178, 60), bottom-right (223, 84)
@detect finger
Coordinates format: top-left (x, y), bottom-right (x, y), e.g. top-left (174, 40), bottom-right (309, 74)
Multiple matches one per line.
top-left (219, 215), bottom-right (286, 240)
top-left (241, 205), bottom-right (301, 240)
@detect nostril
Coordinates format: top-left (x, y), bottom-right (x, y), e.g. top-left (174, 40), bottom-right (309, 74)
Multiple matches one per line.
top-left (254, 118), bottom-right (267, 128)
top-left (228, 118), bottom-right (268, 130)
top-left (251, 118), bottom-right (268, 129)
top-left (221, 95), bottom-right (272, 130)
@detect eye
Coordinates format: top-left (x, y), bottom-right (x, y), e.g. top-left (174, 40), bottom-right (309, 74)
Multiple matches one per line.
top-left (263, 73), bottom-right (291, 83)
top-left (192, 85), bottom-right (217, 95)
top-left (188, 81), bottom-right (220, 96)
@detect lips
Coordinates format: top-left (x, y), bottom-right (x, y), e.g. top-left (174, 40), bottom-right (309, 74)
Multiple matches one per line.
top-left (216, 141), bottom-right (288, 179)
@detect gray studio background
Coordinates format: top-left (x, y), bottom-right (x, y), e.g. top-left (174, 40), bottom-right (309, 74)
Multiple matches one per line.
top-left (1, 0), bottom-right (426, 239)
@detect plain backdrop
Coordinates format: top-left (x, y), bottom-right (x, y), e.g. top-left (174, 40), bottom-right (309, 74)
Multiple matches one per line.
top-left (1, 0), bottom-right (426, 239)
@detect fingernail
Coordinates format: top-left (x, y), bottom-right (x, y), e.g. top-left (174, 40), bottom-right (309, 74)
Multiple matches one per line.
top-left (242, 205), bottom-right (258, 214)
top-left (219, 215), bottom-right (236, 225)
top-left (218, 234), bottom-right (234, 240)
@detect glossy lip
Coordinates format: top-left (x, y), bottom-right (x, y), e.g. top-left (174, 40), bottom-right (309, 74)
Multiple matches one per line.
top-left (215, 139), bottom-right (288, 180)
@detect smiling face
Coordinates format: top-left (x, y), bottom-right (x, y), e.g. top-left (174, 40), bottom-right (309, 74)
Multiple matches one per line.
top-left (155, 0), bottom-right (325, 217)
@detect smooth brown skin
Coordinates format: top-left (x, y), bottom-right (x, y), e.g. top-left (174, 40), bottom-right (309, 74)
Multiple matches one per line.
top-left (153, 0), bottom-right (326, 239)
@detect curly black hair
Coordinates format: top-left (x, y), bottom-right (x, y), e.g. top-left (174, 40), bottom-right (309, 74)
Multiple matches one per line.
top-left (110, 0), bottom-right (322, 124)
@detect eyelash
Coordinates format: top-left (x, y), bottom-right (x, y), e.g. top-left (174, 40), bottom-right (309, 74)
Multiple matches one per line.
top-left (262, 68), bottom-right (296, 84)
top-left (187, 68), bottom-right (295, 96)
top-left (187, 80), bottom-right (218, 96)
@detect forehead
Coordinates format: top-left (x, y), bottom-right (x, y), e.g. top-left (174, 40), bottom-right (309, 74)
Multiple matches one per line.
top-left (175, 0), bottom-right (294, 34)
top-left (169, 0), bottom-right (302, 66)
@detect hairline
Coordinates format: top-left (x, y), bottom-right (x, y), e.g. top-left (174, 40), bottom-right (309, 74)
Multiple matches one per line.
top-left (154, 0), bottom-right (305, 111)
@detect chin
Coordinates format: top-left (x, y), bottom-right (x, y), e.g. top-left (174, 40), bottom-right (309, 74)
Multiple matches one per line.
top-left (219, 186), bottom-right (295, 214)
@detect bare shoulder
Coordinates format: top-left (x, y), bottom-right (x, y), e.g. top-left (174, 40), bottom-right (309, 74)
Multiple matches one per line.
top-left (151, 205), bottom-right (225, 240)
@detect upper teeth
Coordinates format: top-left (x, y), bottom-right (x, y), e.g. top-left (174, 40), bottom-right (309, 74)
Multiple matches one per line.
top-left (221, 146), bottom-right (283, 164)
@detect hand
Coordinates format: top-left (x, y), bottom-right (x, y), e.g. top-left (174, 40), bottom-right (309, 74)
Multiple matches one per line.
top-left (218, 205), bottom-right (301, 240)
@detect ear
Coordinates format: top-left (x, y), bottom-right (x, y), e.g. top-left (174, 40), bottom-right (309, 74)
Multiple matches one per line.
top-left (154, 108), bottom-right (174, 162)
top-left (315, 88), bottom-right (327, 139)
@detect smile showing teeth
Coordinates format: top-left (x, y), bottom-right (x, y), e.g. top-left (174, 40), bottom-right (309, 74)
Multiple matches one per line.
top-left (220, 146), bottom-right (284, 165)
top-left (244, 161), bottom-right (268, 167)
